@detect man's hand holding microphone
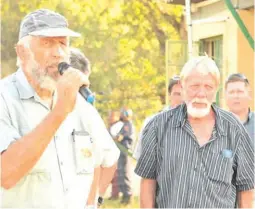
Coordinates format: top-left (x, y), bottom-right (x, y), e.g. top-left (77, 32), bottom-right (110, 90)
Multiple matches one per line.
top-left (54, 62), bottom-right (90, 116)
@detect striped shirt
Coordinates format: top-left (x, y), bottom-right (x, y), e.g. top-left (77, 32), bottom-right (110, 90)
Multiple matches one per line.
top-left (243, 110), bottom-right (254, 141)
top-left (135, 104), bottom-right (254, 208)
top-left (133, 106), bottom-right (171, 160)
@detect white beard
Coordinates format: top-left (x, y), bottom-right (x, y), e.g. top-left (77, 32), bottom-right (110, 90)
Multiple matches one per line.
top-left (187, 98), bottom-right (211, 118)
top-left (39, 75), bottom-right (56, 91)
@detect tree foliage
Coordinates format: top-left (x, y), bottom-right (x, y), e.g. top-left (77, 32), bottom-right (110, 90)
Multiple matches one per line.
top-left (1, 0), bottom-right (183, 129)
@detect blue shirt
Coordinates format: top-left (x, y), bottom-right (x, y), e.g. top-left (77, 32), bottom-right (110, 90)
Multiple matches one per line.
top-left (0, 69), bottom-right (120, 208)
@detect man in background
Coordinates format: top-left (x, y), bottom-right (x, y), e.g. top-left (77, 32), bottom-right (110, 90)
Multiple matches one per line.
top-left (133, 75), bottom-right (183, 160)
top-left (70, 48), bottom-right (95, 105)
top-left (115, 108), bottom-right (136, 205)
top-left (70, 48), bottom-right (118, 208)
top-left (225, 73), bottom-right (254, 140)
top-left (70, 47), bottom-right (91, 76)
top-left (164, 75), bottom-right (183, 110)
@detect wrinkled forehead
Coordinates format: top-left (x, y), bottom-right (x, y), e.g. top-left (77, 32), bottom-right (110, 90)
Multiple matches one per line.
top-left (182, 68), bottom-right (218, 85)
top-left (181, 57), bottom-right (220, 86)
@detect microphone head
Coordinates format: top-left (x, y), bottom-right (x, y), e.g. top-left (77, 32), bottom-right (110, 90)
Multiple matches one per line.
top-left (86, 95), bottom-right (95, 105)
top-left (58, 62), bottom-right (70, 75)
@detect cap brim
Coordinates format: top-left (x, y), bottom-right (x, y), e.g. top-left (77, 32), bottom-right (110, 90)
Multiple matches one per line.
top-left (29, 27), bottom-right (81, 37)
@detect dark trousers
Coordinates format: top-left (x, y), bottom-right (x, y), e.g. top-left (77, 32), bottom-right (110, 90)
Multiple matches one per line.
top-left (117, 152), bottom-right (132, 197)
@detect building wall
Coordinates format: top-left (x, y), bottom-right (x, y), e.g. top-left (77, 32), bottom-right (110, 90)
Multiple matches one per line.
top-left (237, 8), bottom-right (254, 110)
top-left (190, 0), bottom-right (239, 108)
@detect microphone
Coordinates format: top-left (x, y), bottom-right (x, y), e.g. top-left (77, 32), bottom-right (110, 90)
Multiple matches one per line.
top-left (58, 62), bottom-right (95, 105)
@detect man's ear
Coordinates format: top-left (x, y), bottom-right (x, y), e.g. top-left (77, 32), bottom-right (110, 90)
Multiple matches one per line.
top-left (15, 41), bottom-right (33, 66)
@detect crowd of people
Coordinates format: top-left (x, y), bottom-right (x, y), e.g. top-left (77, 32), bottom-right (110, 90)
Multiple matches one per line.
top-left (0, 8), bottom-right (254, 209)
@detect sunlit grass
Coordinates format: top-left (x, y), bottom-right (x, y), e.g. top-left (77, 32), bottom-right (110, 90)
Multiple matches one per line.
top-left (101, 196), bottom-right (139, 208)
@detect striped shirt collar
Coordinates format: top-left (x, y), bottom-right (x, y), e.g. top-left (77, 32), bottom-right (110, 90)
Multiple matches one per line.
top-left (172, 103), bottom-right (226, 136)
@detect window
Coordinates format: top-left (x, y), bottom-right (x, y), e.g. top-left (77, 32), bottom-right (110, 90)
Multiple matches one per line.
top-left (200, 36), bottom-right (223, 69)
top-left (200, 36), bottom-right (223, 105)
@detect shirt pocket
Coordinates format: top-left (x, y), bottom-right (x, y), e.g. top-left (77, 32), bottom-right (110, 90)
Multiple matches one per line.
top-left (72, 130), bottom-right (95, 174)
top-left (202, 151), bottom-right (234, 197)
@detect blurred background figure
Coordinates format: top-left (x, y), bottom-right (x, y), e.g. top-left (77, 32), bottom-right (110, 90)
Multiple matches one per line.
top-left (107, 111), bottom-right (121, 200)
top-left (70, 48), bottom-right (119, 208)
top-left (114, 107), bottom-right (136, 205)
top-left (70, 47), bottom-right (91, 77)
top-left (134, 75), bottom-right (183, 160)
top-left (225, 73), bottom-right (254, 140)
top-left (70, 48), bottom-right (95, 105)
top-left (164, 75), bottom-right (183, 110)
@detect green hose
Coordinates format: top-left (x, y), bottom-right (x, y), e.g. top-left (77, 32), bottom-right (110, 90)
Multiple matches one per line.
top-left (115, 141), bottom-right (137, 160)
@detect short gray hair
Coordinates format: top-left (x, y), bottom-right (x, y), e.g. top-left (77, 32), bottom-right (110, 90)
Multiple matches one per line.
top-left (70, 48), bottom-right (91, 74)
top-left (180, 56), bottom-right (220, 85)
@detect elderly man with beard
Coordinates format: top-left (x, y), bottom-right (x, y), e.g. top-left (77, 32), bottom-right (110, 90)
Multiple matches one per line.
top-left (135, 56), bottom-right (254, 208)
top-left (0, 9), bottom-right (119, 209)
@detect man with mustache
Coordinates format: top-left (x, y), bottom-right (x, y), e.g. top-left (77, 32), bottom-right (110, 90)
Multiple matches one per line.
top-left (135, 56), bottom-right (254, 208)
top-left (225, 73), bottom-right (254, 140)
top-left (0, 9), bottom-right (119, 209)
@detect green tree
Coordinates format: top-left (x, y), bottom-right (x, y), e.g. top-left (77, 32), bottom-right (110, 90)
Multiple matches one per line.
top-left (1, 0), bottom-right (183, 131)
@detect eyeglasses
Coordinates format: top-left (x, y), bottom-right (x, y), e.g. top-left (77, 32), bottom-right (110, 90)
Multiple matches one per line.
top-left (226, 73), bottom-right (249, 84)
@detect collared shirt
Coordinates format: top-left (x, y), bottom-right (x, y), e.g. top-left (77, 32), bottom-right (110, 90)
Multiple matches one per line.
top-left (135, 104), bottom-right (254, 208)
top-left (0, 69), bottom-right (120, 209)
top-left (133, 106), bottom-right (171, 160)
top-left (243, 110), bottom-right (254, 140)
top-left (133, 114), bottom-right (156, 160)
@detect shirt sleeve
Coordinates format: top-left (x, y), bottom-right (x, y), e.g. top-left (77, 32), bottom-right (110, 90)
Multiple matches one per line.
top-left (77, 97), bottom-right (120, 168)
top-left (134, 117), bottom-right (157, 179)
top-left (235, 129), bottom-right (255, 191)
top-left (133, 115), bottom-right (155, 160)
top-left (0, 93), bottom-right (21, 153)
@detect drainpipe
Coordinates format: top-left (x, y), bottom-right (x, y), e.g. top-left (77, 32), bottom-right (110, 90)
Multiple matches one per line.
top-left (225, 0), bottom-right (254, 51)
top-left (185, 0), bottom-right (193, 58)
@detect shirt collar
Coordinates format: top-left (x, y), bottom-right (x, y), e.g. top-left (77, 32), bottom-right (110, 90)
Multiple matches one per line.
top-left (14, 68), bottom-right (35, 99)
top-left (244, 109), bottom-right (254, 125)
top-left (211, 104), bottom-right (226, 136)
top-left (173, 103), bottom-right (226, 136)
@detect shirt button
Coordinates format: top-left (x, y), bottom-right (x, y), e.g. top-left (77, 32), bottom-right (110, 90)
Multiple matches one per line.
top-left (60, 162), bottom-right (64, 166)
